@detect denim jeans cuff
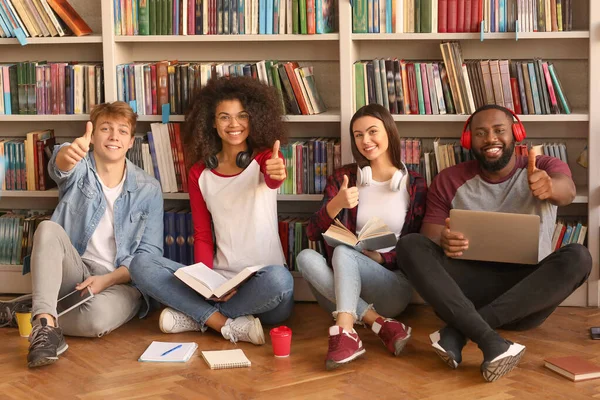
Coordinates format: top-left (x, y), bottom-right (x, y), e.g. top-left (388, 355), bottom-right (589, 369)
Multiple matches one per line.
top-left (198, 308), bottom-right (218, 332)
top-left (332, 310), bottom-right (358, 321)
top-left (358, 303), bottom-right (375, 322)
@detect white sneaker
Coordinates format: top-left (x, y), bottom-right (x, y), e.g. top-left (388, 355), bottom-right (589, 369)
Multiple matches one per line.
top-left (159, 307), bottom-right (202, 334)
top-left (221, 315), bottom-right (265, 345)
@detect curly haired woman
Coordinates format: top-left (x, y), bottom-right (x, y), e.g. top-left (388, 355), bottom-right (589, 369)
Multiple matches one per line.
top-left (129, 77), bottom-right (294, 345)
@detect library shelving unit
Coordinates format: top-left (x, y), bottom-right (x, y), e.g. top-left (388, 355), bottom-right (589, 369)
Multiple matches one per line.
top-left (0, 0), bottom-right (598, 308)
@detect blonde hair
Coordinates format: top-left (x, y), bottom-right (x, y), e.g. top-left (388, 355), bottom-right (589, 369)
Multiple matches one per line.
top-left (90, 101), bottom-right (137, 136)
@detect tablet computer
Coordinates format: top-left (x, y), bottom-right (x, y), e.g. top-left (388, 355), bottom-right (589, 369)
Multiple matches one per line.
top-left (57, 287), bottom-right (94, 317)
top-left (449, 209), bottom-right (540, 265)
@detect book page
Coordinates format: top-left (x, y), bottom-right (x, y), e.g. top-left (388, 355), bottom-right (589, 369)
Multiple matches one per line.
top-left (178, 263), bottom-right (227, 290)
top-left (358, 216), bottom-right (393, 240)
top-left (213, 266), bottom-right (263, 298)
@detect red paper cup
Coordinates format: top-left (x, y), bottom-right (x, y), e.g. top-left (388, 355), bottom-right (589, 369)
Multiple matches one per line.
top-left (270, 326), bottom-right (292, 357)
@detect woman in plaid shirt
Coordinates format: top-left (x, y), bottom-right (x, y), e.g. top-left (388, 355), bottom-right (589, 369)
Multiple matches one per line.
top-left (297, 104), bottom-right (427, 370)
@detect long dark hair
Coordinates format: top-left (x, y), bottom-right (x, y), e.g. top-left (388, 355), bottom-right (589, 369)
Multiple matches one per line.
top-left (349, 104), bottom-right (403, 170)
top-left (183, 76), bottom-right (287, 167)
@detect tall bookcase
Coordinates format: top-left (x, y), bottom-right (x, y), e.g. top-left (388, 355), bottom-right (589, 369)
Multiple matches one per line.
top-left (0, 0), bottom-right (598, 307)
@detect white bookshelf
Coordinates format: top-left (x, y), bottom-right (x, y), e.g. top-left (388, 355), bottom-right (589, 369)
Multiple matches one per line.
top-left (0, 0), bottom-right (598, 307)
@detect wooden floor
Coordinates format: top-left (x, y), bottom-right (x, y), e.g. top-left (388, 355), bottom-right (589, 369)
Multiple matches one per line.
top-left (1, 303), bottom-right (600, 399)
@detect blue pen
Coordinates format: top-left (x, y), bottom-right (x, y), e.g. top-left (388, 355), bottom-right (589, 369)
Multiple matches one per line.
top-left (161, 344), bottom-right (182, 357)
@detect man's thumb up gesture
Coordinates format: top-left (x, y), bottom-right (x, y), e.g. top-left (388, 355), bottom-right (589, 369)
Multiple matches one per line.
top-left (265, 140), bottom-right (286, 181)
top-left (56, 121), bottom-right (94, 171)
top-left (528, 145), bottom-right (552, 201)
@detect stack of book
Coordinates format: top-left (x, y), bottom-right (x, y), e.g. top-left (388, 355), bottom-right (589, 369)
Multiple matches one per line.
top-left (352, 0), bottom-right (574, 34)
top-left (0, 62), bottom-right (104, 115)
top-left (0, 130), bottom-right (56, 191)
top-left (117, 60), bottom-right (326, 116)
top-left (354, 43), bottom-right (570, 115)
top-left (552, 219), bottom-right (588, 250)
top-left (163, 208), bottom-right (194, 266)
top-left (0, 0), bottom-right (92, 39)
top-left (114, 0), bottom-right (336, 35)
top-left (126, 123), bottom-right (188, 193)
top-left (0, 210), bottom-right (51, 265)
top-left (278, 138), bottom-right (341, 195)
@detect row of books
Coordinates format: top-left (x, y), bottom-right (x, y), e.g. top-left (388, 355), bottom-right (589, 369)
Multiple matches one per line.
top-left (353, 42), bottom-right (571, 115)
top-left (0, 62), bottom-right (104, 115)
top-left (407, 139), bottom-right (568, 186)
top-left (278, 215), bottom-right (325, 271)
top-left (127, 123), bottom-right (190, 193)
top-left (163, 208), bottom-right (195, 266)
top-left (0, 0), bottom-right (92, 39)
top-left (551, 219), bottom-right (587, 251)
top-left (352, 0), bottom-right (574, 34)
top-left (0, 210), bottom-right (50, 265)
top-left (0, 132), bottom-right (56, 191)
top-left (278, 138), bottom-right (341, 195)
top-left (117, 60), bottom-right (326, 116)
top-left (114, 0), bottom-right (336, 36)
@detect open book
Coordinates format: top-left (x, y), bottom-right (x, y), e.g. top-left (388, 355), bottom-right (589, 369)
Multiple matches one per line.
top-left (322, 217), bottom-right (397, 251)
top-left (174, 262), bottom-right (263, 300)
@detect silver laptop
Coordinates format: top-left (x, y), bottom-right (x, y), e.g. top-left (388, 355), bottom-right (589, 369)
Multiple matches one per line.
top-left (449, 209), bottom-right (540, 265)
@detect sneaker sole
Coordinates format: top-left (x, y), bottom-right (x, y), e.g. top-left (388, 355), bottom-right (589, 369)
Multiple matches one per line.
top-left (159, 308), bottom-right (175, 334)
top-left (325, 348), bottom-right (366, 371)
top-left (392, 327), bottom-right (412, 356)
top-left (27, 343), bottom-right (68, 368)
top-left (250, 317), bottom-right (265, 345)
top-left (430, 331), bottom-right (459, 369)
top-left (481, 347), bottom-right (526, 382)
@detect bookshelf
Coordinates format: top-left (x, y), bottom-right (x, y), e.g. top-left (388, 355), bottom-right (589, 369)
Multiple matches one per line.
top-left (0, 0), bottom-right (598, 308)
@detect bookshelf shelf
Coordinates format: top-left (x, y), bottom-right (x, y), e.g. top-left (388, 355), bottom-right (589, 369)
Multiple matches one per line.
top-left (0, 35), bottom-right (104, 45)
top-left (115, 34), bottom-right (340, 43)
top-left (0, 115), bottom-right (91, 122)
top-left (352, 31), bottom-right (590, 41)
top-left (138, 109), bottom-right (342, 123)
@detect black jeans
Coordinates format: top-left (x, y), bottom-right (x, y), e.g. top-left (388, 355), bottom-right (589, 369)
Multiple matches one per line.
top-left (396, 233), bottom-right (592, 342)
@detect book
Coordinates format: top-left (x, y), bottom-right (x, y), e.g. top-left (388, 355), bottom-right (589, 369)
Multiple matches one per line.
top-left (322, 217), bottom-right (397, 251)
top-left (46, 0), bottom-right (92, 36)
top-left (544, 356), bottom-right (600, 382)
top-left (139, 341), bottom-right (198, 362)
top-left (201, 349), bottom-right (251, 370)
top-left (174, 262), bottom-right (264, 299)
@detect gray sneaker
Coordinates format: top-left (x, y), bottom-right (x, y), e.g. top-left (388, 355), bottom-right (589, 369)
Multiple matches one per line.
top-left (0, 294), bottom-right (32, 328)
top-left (221, 315), bottom-right (265, 345)
top-left (27, 318), bottom-right (68, 368)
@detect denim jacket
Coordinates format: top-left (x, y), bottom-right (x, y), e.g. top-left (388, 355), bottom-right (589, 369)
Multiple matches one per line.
top-left (47, 143), bottom-right (164, 269)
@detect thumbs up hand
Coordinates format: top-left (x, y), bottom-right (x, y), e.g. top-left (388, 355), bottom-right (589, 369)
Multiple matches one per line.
top-left (58, 121), bottom-right (94, 170)
top-left (265, 140), bottom-right (286, 181)
top-left (528, 145), bottom-right (553, 201)
top-left (334, 175), bottom-right (359, 209)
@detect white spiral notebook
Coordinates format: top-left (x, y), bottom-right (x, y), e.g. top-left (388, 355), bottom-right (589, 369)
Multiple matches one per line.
top-left (201, 349), bottom-right (251, 370)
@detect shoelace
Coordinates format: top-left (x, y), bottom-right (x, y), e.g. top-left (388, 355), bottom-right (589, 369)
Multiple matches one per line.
top-left (225, 319), bottom-right (253, 344)
top-left (29, 325), bottom-right (53, 349)
top-left (380, 321), bottom-right (406, 342)
top-left (0, 305), bottom-right (13, 328)
top-left (328, 332), bottom-right (343, 351)
top-left (173, 312), bottom-right (199, 331)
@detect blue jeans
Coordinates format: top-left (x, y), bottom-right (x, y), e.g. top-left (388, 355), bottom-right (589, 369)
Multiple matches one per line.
top-left (296, 246), bottom-right (412, 321)
top-left (129, 254), bottom-right (294, 328)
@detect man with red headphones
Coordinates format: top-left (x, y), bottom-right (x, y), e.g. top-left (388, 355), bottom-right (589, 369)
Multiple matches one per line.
top-left (395, 104), bottom-right (592, 382)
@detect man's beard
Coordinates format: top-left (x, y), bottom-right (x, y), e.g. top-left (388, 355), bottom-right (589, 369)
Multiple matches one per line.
top-left (471, 141), bottom-right (515, 172)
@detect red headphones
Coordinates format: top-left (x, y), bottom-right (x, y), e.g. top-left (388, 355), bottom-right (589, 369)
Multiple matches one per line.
top-left (460, 106), bottom-right (527, 150)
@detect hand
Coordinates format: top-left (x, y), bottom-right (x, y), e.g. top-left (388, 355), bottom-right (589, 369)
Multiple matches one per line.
top-left (362, 249), bottom-right (384, 264)
top-left (265, 140), bottom-right (286, 181)
top-left (76, 274), bottom-right (112, 295)
top-left (441, 217), bottom-right (468, 258)
top-left (333, 175), bottom-right (359, 209)
top-left (528, 146), bottom-right (553, 201)
top-left (212, 289), bottom-right (237, 303)
top-left (63, 121), bottom-right (93, 167)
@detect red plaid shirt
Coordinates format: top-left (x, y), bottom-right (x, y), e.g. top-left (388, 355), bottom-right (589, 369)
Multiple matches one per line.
top-left (306, 164), bottom-right (427, 271)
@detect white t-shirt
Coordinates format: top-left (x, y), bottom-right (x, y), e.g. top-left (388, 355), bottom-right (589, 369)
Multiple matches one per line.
top-left (356, 171), bottom-right (410, 252)
top-left (82, 173), bottom-right (125, 272)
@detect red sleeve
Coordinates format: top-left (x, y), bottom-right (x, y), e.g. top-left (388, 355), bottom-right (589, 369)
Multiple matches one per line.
top-left (536, 155), bottom-right (572, 178)
top-left (255, 148), bottom-right (285, 189)
top-left (423, 173), bottom-right (452, 226)
top-left (188, 163), bottom-right (215, 269)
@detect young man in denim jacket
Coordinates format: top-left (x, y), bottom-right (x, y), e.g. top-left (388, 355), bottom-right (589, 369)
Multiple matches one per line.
top-left (26, 102), bottom-right (163, 368)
